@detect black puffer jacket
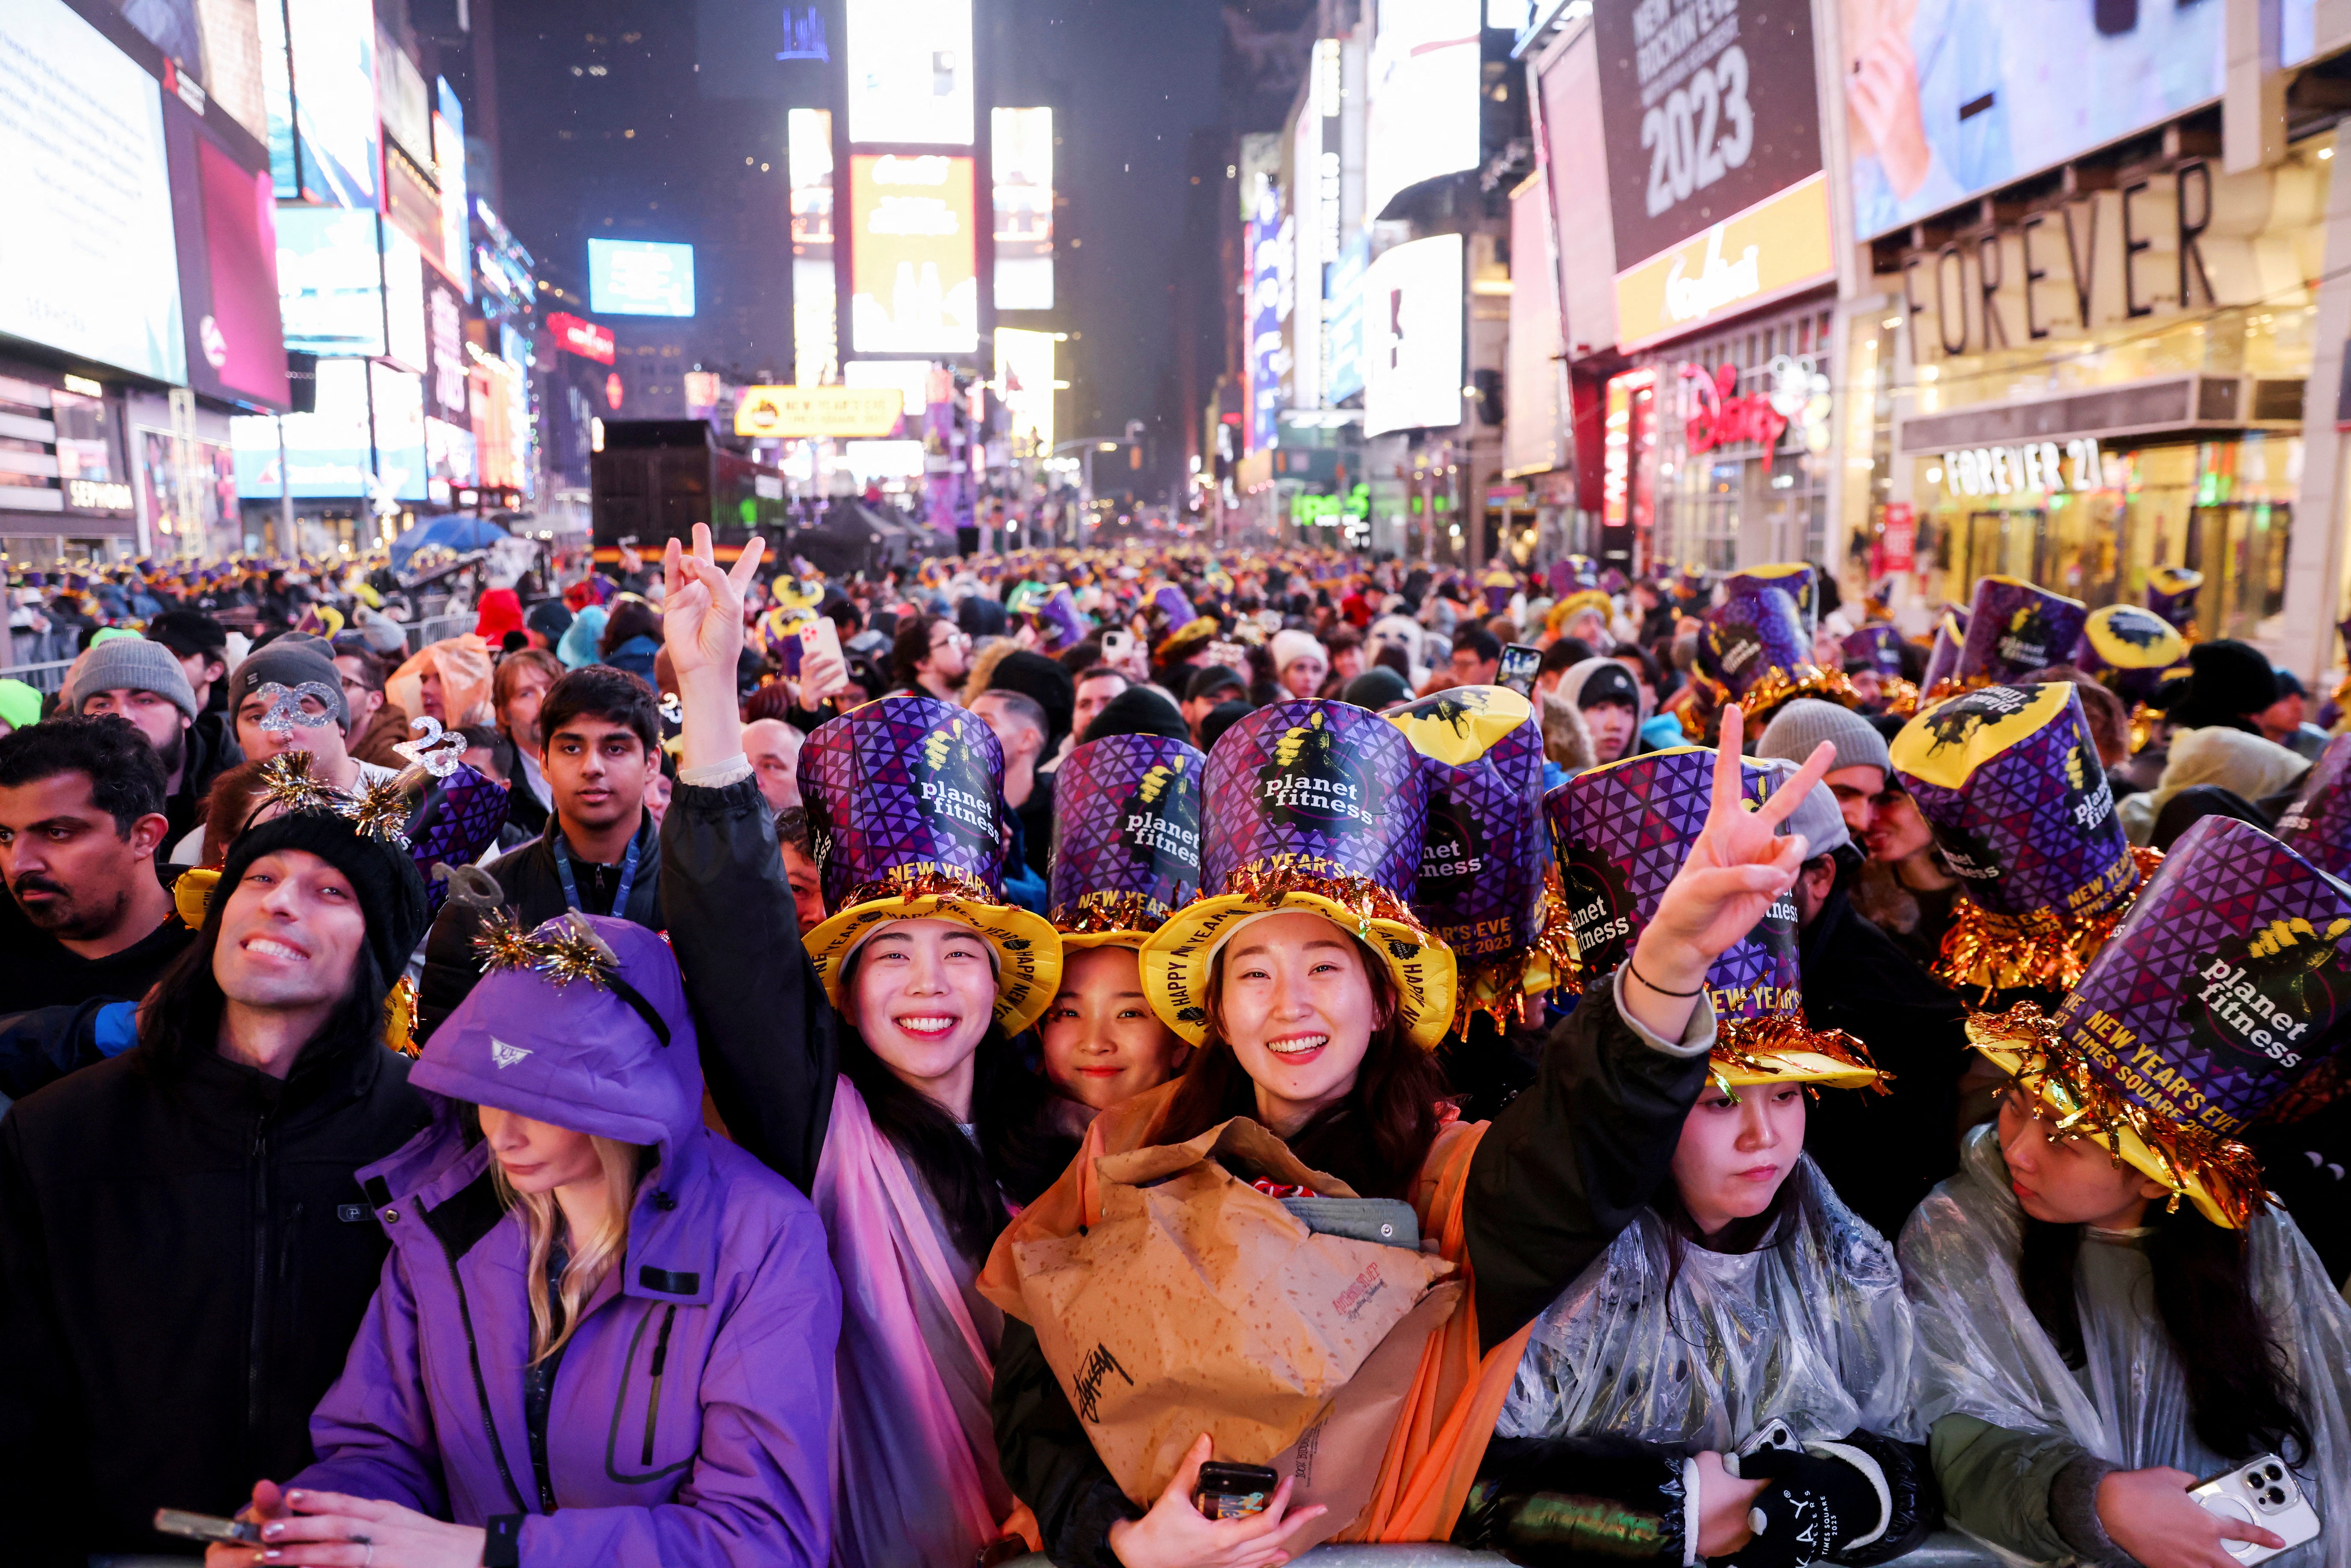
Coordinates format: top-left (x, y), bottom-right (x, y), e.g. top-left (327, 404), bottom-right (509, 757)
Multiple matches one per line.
top-left (0, 1029), bottom-right (429, 1564)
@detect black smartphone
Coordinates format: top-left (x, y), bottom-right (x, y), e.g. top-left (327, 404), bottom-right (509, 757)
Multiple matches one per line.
top-left (1195, 1460), bottom-right (1280, 1521)
top-left (1498, 642), bottom-right (1542, 696)
top-left (154, 1508), bottom-right (263, 1545)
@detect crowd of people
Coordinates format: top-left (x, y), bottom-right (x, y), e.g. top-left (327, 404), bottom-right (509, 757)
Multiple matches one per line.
top-left (0, 535), bottom-right (2347, 1568)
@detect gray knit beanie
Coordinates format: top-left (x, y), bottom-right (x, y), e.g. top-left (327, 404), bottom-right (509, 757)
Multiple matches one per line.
top-left (1756, 698), bottom-right (1892, 778)
top-left (65, 637), bottom-right (198, 721)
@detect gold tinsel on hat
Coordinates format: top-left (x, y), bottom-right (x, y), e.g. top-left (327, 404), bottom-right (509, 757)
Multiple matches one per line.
top-left (1049, 890), bottom-right (1173, 938)
top-left (253, 750), bottom-right (411, 846)
top-left (839, 863), bottom-right (1007, 914)
top-left (1878, 676), bottom-right (1922, 720)
top-left (471, 908), bottom-right (622, 989)
top-left (1709, 1011), bottom-right (1891, 1096)
top-left (1934, 845), bottom-right (2162, 998)
top-left (1446, 865), bottom-right (1586, 1034)
top-left (1969, 1002), bottom-right (2267, 1227)
top-left (1679, 665), bottom-right (1863, 740)
top-left (1220, 858), bottom-right (1431, 947)
top-left (1919, 675), bottom-right (1989, 709)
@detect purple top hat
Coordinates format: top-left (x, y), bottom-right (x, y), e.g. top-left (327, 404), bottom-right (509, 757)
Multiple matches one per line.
top-left (1723, 563), bottom-right (1816, 635)
top-left (1047, 734), bottom-right (1207, 943)
top-left (2276, 733), bottom-right (2351, 881)
top-left (802, 695), bottom-right (1013, 910)
top-left (1955, 576), bottom-right (2086, 686)
top-left (1385, 687), bottom-right (1558, 1017)
top-left (1890, 683), bottom-right (2145, 990)
top-left (1976, 815), bottom-right (2351, 1226)
top-left (1841, 624), bottom-right (1907, 677)
top-left (406, 763), bottom-right (512, 914)
top-left (1036, 584), bottom-right (1089, 651)
top-left (2146, 566), bottom-right (2202, 635)
top-left (1695, 585), bottom-right (1850, 728)
top-left (2074, 603), bottom-right (2188, 705)
top-left (1547, 747), bottom-right (1803, 1032)
top-left (1152, 584), bottom-right (1197, 628)
top-left (1599, 567), bottom-right (1629, 595)
top-left (1921, 611), bottom-right (1965, 692)
top-left (1200, 700), bottom-right (1429, 899)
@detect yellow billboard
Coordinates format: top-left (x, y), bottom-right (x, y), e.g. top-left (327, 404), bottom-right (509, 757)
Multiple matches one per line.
top-left (732, 385), bottom-right (905, 439)
top-left (1612, 171), bottom-right (1834, 351)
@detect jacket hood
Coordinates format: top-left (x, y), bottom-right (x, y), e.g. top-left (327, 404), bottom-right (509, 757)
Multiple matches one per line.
top-left (410, 912), bottom-right (703, 1167)
top-left (1558, 656), bottom-right (1655, 729)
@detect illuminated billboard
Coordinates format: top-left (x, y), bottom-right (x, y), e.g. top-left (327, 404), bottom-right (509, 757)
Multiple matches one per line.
top-left (434, 79), bottom-right (470, 298)
top-left (1364, 0), bottom-right (1479, 220)
top-left (232, 357), bottom-right (374, 497)
top-left (0, 0), bottom-right (187, 384)
top-left (789, 107), bottom-right (837, 386)
top-left (588, 238), bottom-right (697, 317)
top-left (1362, 234), bottom-right (1464, 437)
top-left (733, 385), bottom-right (904, 438)
top-left (257, 0), bottom-right (380, 208)
top-left (371, 363), bottom-right (427, 501)
top-left (992, 107), bottom-right (1053, 310)
top-left (274, 208), bottom-right (387, 357)
top-left (995, 327), bottom-right (1056, 453)
top-left (844, 358), bottom-right (933, 416)
top-left (182, 131), bottom-right (290, 409)
top-left (848, 153), bottom-right (978, 354)
top-left (1325, 230), bottom-right (1370, 405)
top-left (845, 0), bottom-right (973, 146)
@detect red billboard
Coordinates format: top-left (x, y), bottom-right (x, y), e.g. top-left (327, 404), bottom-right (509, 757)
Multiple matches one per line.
top-left (548, 311), bottom-right (616, 364)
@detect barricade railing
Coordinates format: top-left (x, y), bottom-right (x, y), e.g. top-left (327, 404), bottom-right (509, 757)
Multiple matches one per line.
top-left (0, 657), bottom-right (74, 695)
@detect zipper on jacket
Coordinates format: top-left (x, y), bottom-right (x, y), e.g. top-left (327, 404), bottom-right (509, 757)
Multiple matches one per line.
top-left (245, 1112), bottom-right (271, 1446)
top-left (641, 1306), bottom-right (677, 1465)
top-left (527, 1339), bottom-right (568, 1512)
top-left (428, 1220), bottom-right (530, 1513)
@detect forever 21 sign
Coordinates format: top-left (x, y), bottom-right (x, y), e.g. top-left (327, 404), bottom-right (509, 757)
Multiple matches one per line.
top-left (1595, 0), bottom-right (1823, 276)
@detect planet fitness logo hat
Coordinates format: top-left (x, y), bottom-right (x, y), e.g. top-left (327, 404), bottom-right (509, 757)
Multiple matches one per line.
top-left (2075, 603), bottom-right (2189, 706)
top-left (1841, 624), bottom-right (1906, 677)
top-left (1722, 562), bottom-right (1816, 634)
top-left (1385, 686), bottom-right (1572, 1028)
top-left (2145, 565), bottom-right (2202, 636)
top-left (1953, 576), bottom-right (2086, 689)
top-left (1047, 733), bottom-right (1207, 946)
top-left (1970, 814), bottom-right (2351, 1226)
top-left (1890, 683), bottom-right (2150, 992)
top-left (1688, 583), bottom-right (1858, 737)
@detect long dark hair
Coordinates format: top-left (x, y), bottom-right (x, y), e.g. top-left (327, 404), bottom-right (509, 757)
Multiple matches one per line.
top-left (2019, 1204), bottom-right (2312, 1463)
top-left (838, 1012), bottom-right (1075, 1265)
top-left (1153, 934), bottom-right (1447, 1201)
top-left (133, 897), bottom-right (390, 1080)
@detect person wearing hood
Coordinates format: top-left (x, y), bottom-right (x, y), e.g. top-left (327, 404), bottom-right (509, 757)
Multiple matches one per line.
top-left (208, 913), bottom-right (840, 1568)
top-left (1556, 656), bottom-right (1650, 765)
top-left (2116, 724), bottom-right (2309, 846)
top-left (558, 604), bottom-right (610, 670)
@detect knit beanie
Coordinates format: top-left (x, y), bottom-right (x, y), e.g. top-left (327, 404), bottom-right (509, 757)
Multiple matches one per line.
top-left (1757, 697), bottom-right (1894, 778)
top-left (228, 640), bottom-right (350, 730)
top-left (218, 809), bottom-right (430, 985)
top-left (2155, 638), bottom-right (2278, 730)
top-left (1270, 628), bottom-right (1327, 675)
top-left (64, 636), bottom-right (198, 721)
top-left (1078, 684), bottom-right (1190, 745)
top-left (985, 650), bottom-right (1077, 750)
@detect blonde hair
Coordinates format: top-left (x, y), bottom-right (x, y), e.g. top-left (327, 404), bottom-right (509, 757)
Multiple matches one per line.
top-left (491, 1135), bottom-right (646, 1364)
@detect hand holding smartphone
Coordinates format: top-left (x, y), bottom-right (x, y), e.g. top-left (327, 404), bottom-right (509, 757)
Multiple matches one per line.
top-left (798, 619), bottom-right (848, 707)
top-left (1497, 642), bottom-right (1542, 696)
top-left (153, 1509), bottom-right (262, 1545)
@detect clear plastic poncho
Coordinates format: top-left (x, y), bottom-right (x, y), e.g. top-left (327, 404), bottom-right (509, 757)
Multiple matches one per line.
top-left (1900, 1125), bottom-right (2351, 1568)
top-left (1496, 1158), bottom-right (1923, 1447)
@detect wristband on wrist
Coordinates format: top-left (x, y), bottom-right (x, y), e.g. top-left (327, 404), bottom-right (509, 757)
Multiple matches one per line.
top-left (1628, 958), bottom-right (1705, 999)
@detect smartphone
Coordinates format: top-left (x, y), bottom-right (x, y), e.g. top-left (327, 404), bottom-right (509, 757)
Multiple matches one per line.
top-left (1103, 630), bottom-right (1135, 664)
top-left (2192, 1454), bottom-right (2322, 1565)
top-left (1498, 642), bottom-right (1542, 697)
top-left (1195, 1460), bottom-right (1279, 1521)
top-left (799, 616), bottom-right (843, 669)
top-left (154, 1509), bottom-right (262, 1545)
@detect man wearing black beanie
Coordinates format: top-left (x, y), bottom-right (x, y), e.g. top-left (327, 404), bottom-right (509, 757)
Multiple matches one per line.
top-left (0, 774), bottom-right (432, 1564)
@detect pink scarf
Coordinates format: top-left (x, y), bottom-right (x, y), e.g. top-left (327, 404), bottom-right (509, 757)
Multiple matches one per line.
top-left (812, 1078), bottom-right (1019, 1567)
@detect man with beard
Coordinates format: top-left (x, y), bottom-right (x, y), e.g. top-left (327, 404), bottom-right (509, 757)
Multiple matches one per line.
top-left (0, 716), bottom-right (192, 1013)
top-left (66, 637), bottom-right (230, 849)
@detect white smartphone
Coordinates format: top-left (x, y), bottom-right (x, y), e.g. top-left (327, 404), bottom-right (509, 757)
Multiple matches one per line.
top-left (1102, 630), bottom-right (1134, 663)
top-left (798, 616), bottom-right (843, 668)
top-left (2194, 1454), bottom-right (2322, 1565)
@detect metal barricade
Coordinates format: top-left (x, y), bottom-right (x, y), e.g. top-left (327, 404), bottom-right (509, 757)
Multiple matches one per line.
top-left (402, 613), bottom-right (475, 653)
top-left (0, 658), bottom-right (74, 696)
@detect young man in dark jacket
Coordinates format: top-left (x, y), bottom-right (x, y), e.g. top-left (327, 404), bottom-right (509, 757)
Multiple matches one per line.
top-left (415, 664), bottom-right (667, 1040)
top-left (0, 777), bottom-right (431, 1565)
top-left (0, 716), bottom-right (192, 1014)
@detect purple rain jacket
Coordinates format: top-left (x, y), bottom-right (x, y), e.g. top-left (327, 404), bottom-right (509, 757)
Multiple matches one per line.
top-left (289, 914), bottom-right (841, 1568)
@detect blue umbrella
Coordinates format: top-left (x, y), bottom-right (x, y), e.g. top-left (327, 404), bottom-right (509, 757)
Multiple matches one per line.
top-left (389, 515), bottom-right (510, 571)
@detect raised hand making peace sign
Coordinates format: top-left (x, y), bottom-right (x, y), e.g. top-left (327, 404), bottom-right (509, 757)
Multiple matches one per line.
top-left (662, 522), bottom-right (765, 772)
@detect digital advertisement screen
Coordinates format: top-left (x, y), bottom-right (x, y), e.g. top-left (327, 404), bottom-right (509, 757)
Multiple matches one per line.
top-left (790, 106), bottom-right (837, 386)
top-left (371, 363), bottom-right (427, 502)
top-left (1244, 179), bottom-right (1284, 454)
top-left (1362, 233), bottom-right (1464, 438)
top-left (843, 357), bottom-right (934, 416)
top-left (848, 153), bottom-right (978, 354)
top-left (276, 207), bottom-right (388, 357)
top-left (1324, 230), bottom-right (1370, 405)
top-left (589, 238), bottom-right (697, 316)
top-left (1364, 0), bottom-right (1480, 221)
top-left (992, 107), bottom-right (1053, 310)
top-left (178, 124), bottom-right (291, 409)
top-left (435, 78), bottom-right (470, 298)
top-left (286, 0), bottom-right (379, 208)
top-left (232, 357), bottom-right (374, 498)
top-left (1842, 0), bottom-right (2221, 239)
top-left (994, 327), bottom-right (1056, 452)
top-left (381, 221), bottom-right (427, 372)
top-left (425, 275), bottom-right (472, 421)
top-left (0, 0), bottom-right (187, 384)
top-left (1592, 0), bottom-right (1823, 274)
top-left (844, 0), bottom-right (973, 146)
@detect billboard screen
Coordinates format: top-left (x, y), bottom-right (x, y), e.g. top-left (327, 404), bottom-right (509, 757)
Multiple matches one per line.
top-left (380, 221), bottom-right (427, 372)
top-left (370, 362), bottom-right (427, 501)
top-left (995, 327), bottom-right (1055, 452)
top-left (232, 356), bottom-right (374, 497)
top-left (288, 0), bottom-right (379, 208)
top-left (733, 385), bottom-right (904, 438)
top-left (1244, 180), bottom-right (1285, 453)
top-left (1845, 0), bottom-right (2222, 239)
top-left (790, 106), bottom-right (836, 385)
top-left (844, 358), bottom-right (934, 416)
top-left (0, 0), bottom-right (187, 384)
top-left (171, 121), bottom-right (290, 409)
top-left (1362, 234), bottom-right (1464, 438)
top-left (845, 0), bottom-right (973, 146)
top-left (434, 79), bottom-right (469, 298)
top-left (992, 107), bottom-right (1053, 310)
top-left (424, 274), bottom-right (471, 422)
top-left (1592, 0), bottom-right (1823, 276)
top-left (1325, 230), bottom-right (1370, 405)
top-left (588, 238), bottom-right (696, 316)
top-left (1364, 0), bottom-right (1480, 220)
top-left (848, 153), bottom-right (978, 354)
top-left (276, 207), bottom-right (387, 357)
